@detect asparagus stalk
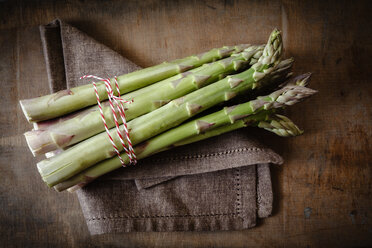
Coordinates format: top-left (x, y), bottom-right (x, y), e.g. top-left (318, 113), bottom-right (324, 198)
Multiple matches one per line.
top-left (20, 44), bottom-right (250, 122)
top-left (45, 111), bottom-right (298, 161)
top-left (37, 29), bottom-right (285, 187)
top-left (178, 114), bottom-right (303, 145)
top-left (25, 45), bottom-right (265, 156)
top-left (64, 112), bottom-right (302, 192)
top-left (54, 75), bottom-right (315, 192)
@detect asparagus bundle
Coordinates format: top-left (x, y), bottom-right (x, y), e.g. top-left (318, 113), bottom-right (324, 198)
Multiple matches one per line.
top-left (20, 44), bottom-right (249, 122)
top-left (19, 28), bottom-right (318, 192)
top-left (55, 73), bottom-right (315, 192)
top-left (25, 45), bottom-right (265, 156)
top-left (37, 29), bottom-right (285, 187)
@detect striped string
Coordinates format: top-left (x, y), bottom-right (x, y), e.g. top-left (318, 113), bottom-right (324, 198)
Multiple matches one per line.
top-left (80, 75), bottom-right (136, 166)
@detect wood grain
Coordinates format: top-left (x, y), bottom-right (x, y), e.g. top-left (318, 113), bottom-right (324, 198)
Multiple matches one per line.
top-left (0, 0), bottom-right (371, 247)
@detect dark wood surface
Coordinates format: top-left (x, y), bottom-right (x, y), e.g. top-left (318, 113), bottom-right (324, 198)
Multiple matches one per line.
top-left (0, 0), bottom-right (371, 247)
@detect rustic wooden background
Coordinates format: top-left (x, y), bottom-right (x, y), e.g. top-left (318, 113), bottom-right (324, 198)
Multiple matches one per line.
top-left (0, 0), bottom-right (371, 247)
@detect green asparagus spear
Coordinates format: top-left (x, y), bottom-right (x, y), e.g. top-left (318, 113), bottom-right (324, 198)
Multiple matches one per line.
top-left (25, 45), bottom-right (264, 156)
top-left (20, 44), bottom-right (250, 122)
top-left (63, 112), bottom-right (303, 192)
top-left (38, 29), bottom-right (285, 187)
top-left (54, 74), bottom-right (315, 192)
top-left (42, 110), bottom-right (301, 162)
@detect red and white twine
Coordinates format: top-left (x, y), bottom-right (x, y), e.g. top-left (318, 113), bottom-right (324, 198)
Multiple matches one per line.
top-left (80, 75), bottom-right (136, 166)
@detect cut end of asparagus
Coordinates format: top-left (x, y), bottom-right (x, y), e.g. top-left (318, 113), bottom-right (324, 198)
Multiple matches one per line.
top-left (54, 175), bottom-right (94, 192)
top-left (26, 129), bottom-right (75, 155)
top-left (24, 130), bottom-right (60, 157)
top-left (258, 114), bottom-right (303, 137)
top-left (19, 100), bottom-right (32, 123)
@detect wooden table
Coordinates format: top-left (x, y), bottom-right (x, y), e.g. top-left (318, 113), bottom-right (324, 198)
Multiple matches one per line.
top-left (0, 0), bottom-right (371, 247)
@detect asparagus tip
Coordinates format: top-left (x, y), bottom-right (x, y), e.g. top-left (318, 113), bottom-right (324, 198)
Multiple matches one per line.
top-left (281, 72), bottom-right (312, 87)
top-left (259, 114), bottom-right (303, 137)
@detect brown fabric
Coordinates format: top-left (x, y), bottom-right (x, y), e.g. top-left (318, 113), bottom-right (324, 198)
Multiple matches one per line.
top-left (78, 166), bottom-right (257, 234)
top-left (135, 176), bottom-right (177, 190)
top-left (39, 22), bottom-right (66, 92)
top-left (256, 164), bottom-right (273, 218)
top-left (135, 163), bottom-right (273, 219)
top-left (40, 19), bottom-right (278, 234)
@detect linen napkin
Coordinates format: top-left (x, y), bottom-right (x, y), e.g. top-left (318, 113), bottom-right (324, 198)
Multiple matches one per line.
top-left (39, 19), bottom-right (281, 234)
